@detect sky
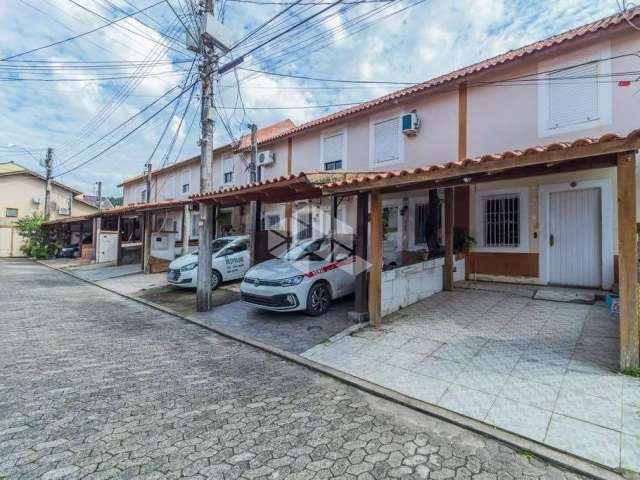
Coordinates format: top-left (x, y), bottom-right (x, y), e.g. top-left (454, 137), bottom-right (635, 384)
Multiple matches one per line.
top-left (0, 0), bottom-right (620, 197)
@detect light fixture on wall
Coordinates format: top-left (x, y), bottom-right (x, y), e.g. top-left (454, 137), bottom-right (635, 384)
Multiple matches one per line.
top-left (463, 176), bottom-right (472, 184)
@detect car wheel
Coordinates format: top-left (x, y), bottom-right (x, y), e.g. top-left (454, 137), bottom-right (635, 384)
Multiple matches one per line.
top-left (211, 270), bottom-right (222, 290)
top-left (306, 282), bottom-right (331, 316)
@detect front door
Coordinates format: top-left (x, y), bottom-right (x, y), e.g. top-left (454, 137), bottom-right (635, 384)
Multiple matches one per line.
top-left (548, 187), bottom-right (602, 287)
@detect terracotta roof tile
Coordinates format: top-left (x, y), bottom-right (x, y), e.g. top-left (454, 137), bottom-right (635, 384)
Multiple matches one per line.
top-left (256, 7), bottom-right (640, 145)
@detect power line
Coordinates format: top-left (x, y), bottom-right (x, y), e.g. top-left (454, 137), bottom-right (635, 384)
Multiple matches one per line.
top-left (0, 0), bottom-right (168, 62)
top-left (238, 66), bottom-right (420, 84)
top-left (54, 80), bottom-right (199, 177)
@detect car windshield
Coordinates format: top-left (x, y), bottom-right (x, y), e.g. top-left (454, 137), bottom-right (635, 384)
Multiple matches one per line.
top-left (284, 238), bottom-right (330, 262)
top-left (193, 238), bottom-right (234, 256)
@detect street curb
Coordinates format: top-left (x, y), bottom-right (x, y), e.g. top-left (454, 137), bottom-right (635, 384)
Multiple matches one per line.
top-left (38, 260), bottom-right (623, 480)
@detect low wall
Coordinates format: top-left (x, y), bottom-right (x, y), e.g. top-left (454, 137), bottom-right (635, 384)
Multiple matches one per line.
top-left (381, 257), bottom-right (444, 317)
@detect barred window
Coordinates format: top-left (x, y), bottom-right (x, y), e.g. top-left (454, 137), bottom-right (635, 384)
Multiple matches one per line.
top-left (296, 212), bottom-right (313, 241)
top-left (484, 195), bottom-right (520, 247)
top-left (414, 203), bottom-right (428, 245)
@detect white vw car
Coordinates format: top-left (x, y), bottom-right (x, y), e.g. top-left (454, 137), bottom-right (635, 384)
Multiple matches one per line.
top-left (167, 235), bottom-right (250, 289)
top-left (240, 237), bottom-right (356, 316)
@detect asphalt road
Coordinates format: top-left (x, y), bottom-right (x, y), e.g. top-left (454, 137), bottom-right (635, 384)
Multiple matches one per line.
top-left (0, 259), bottom-right (586, 480)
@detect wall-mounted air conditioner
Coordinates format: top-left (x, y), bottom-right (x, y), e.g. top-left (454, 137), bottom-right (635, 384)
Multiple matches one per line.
top-left (401, 112), bottom-right (420, 136)
top-left (257, 150), bottom-right (275, 166)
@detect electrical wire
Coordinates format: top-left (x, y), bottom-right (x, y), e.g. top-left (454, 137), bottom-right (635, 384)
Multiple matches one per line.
top-left (0, 0), bottom-right (168, 62)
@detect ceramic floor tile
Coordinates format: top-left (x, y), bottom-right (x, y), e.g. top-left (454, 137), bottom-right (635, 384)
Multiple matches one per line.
top-left (358, 363), bottom-right (408, 387)
top-left (545, 414), bottom-right (621, 468)
top-left (623, 376), bottom-right (640, 405)
top-left (561, 370), bottom-right (623, 401)
top-left (555, 388), bottom-right (622, 430)
top-left (485, 397), bottom-right (552, 442)
top-left (453, 368), bottom-right (510, 396)
top-left (403, 338), bottom-right (444, 356)
top-left (385, 371), bottom-right (451, 404)
top-left (385, 350), bottom-right (426, 370)
top-left (622, 401), bottom-right (640, 436)
top-left (621, 433), bottom-right (640, 472)
top-left (432, 337), bottom-right (487, 363)
top-left (438, 384), bottom-right (496, 420)
top-left (414, 356), bottom-right (466, 382)
top-left (498, 376), bottom-right (560, 411)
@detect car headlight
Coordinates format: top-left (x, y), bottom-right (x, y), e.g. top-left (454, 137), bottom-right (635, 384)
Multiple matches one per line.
top-left (180, 262), bottom-right (197, 271)
top-left (278, 275), bottom-right (304, 287)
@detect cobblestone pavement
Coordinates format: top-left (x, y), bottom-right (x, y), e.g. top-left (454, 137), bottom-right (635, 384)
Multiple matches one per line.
top-left (0, 260), bottom-right (589, 480)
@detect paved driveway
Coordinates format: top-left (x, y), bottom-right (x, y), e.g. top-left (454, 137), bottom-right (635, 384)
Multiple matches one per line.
top-left (303, 289), bottom-right (640, 471)
top-left (0, 259), bottom-right (588, 480)
top-left (191, 296), bottom-right (357, 353)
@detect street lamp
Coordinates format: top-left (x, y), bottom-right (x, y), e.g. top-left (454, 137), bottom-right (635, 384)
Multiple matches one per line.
top-left (6, 143), bottom-right (43, 165)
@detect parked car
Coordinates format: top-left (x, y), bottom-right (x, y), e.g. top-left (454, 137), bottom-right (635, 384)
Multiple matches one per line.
top-left (58, 243), bottom-right (79, 258)
top-left (167, 235), bottom-right (250, 289)
top-left (240, 236), bottom-right (355, 316)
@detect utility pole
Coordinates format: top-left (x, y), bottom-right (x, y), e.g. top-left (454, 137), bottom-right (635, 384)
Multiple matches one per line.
top-left (93, 181), bottom-right (102, 262)
top-left (248, 124), bottom-right (260, 265)
top-left (143, 163), bottom-right (152, 274)
top-left (43, 148), bottom-right (53, 220)
top-left (196, 0), bottom-right (217, 311)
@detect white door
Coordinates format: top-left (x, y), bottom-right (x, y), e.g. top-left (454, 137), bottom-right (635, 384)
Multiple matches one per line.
top-left (548, 187), bottom-right (601, 287)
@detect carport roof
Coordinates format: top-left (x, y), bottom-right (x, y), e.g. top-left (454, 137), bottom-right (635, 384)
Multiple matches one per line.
top-left (191, 171), bottom-right (376, 205)
top-left (43, 215), bottom-right (94, 226)
top-left (99, 199), bottom-right (192, 217)
top-left (322, 130), bottom-right (640, 195)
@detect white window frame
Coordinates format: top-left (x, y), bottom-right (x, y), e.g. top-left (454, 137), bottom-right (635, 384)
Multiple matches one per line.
top-left (190, 213), bottom-right (200, 239)
top-left (537, 44), bottom-right (612, 138)
top-left (320, 126), bottom-right (347, 171)
top-left (369, 111), bottom-right (404, 168)
top-left (222, 154), bottom-right (235, 186)
top-left (293, 208), bottom-right (314, 242)
top-left (140, 188), bottom-right (146, 203)
top-left (263, 205), bottom-right (284, 231)
top-left (473, 187), bottom-right (529, 253)
top-left (180, 169), bottom-right (191, 196)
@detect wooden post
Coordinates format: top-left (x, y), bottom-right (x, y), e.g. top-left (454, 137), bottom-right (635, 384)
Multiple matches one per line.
top-left (116, 216), bottom-right (122, 266)
top-left (249, 200), bottom-right (262, 265)
top-left (368, 189), bottom-right (383, 328)
top-left (349, 192), bottom-right (369, 322)
top-left (444, 187), bottom-right (454, 291)
top-left (330, 195), bottom-right (338, 262)
top-left (458, 82), bottom-right (467, 161)
top-left (617, 151), bottom-right (639, 370)
top-left (143, 211), bottom-right (152, 273)
top-left (182, 204), bottom-right (191, 256)
top-left (78, 220), bottom-right (84, 258)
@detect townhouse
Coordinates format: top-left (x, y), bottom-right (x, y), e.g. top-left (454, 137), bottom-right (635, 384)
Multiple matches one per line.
top-left (216, 7), bottom-right (640, 293)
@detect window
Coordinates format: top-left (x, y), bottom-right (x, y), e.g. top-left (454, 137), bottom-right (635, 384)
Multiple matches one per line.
top-left (414, 203), bottom-right (428, 245)
top-left (265, 214), bottom-right (281, 230)
top-left (548, 63), bottom-right (599, 129)
top-left (296, 212), bottom-right (313, 241)
top-left (322, 130), bottom-right (344, 170)
top-left (222, 155), bottom-right (234, 185)
top-left (371, 116), bottom-right (401, 165)
top-left (190, 213), bottom-right (199, 239)
top-left (483, 195), bottom-right (520, 248)
top-left (538, 49), bottom-right (612, 137)
top-left (159, 174), bottom-right (175, 200)
top-left (5, 208), bottom-right (18, 217)
top-left (140, 189), bottom-right (146, 203)
top-left (181, 170), bottom-right (191, 195)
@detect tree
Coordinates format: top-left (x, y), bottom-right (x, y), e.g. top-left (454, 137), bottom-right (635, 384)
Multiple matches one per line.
top-left (14, 213), bottom-right (59, 259)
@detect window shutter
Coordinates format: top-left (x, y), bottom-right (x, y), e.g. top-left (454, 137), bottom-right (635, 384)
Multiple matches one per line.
top-left (323, 132), bottom-right (343, 164)
top-left (373, 117), bottom-right (400, 164)
top-left (548, 63), bottom-right (599, 129)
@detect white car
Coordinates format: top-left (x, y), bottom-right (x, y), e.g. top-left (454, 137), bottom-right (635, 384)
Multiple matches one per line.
top-left (240, 237), bottom-right (355, 316)
top-left (167, 235), bottom-right (250, 289)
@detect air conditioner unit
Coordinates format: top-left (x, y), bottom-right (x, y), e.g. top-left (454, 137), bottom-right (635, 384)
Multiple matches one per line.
top-left (31, 197), bottom-right (41, 205)
top-left (58, 206), bottom-right (70, 216)
top-left (257, 150), bottom-right (275, 167)
top-left (401, 112), bottom-right (420, 136)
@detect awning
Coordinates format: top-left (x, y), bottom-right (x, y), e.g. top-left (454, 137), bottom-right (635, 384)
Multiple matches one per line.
top-left (99, 199), bottom-right (192, 217)
top-left (43, 215), bottom-right (94, 226)
top-left (191, 171), bottom-right (378, 206)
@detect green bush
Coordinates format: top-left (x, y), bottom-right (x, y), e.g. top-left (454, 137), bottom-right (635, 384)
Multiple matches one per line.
top-left (14, 213), bottom-right (58, 259)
